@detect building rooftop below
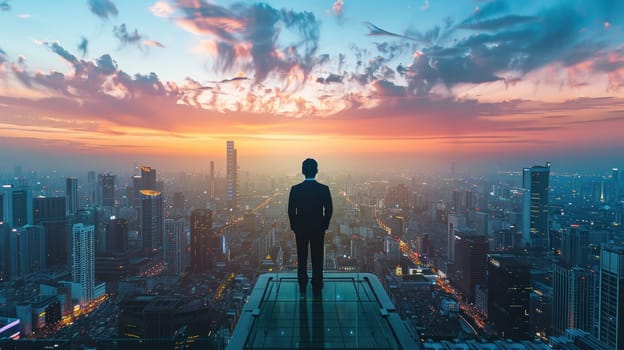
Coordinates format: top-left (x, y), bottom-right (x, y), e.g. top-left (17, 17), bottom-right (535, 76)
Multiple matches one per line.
top-left (228, 272), bottom-right (417, 349)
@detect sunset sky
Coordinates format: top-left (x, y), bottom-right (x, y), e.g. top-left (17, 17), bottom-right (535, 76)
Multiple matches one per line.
top-left (1, 0), bottom-right (624, 174)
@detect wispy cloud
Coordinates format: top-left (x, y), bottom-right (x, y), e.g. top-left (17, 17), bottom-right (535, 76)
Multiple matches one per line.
top-left (113, 24), bottom-right (143, 48)
top-left (143, 40), bottom-right (165, 48)
top-left (78, 37), bottom-right (89, 57)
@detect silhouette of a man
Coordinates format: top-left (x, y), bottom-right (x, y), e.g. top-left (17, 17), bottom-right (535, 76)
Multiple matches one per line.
top-left (288, 158), bottom-right (333, 294)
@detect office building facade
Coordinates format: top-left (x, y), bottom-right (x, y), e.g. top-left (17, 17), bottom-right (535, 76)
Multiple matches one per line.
top-left (190, 209), bottom-right (212, 272)
top-left (33, 197), bottom-right (67, 267)
top-left (598, 244), bottom-right (624, 350)
top-left (165, 218), bottom-right (186, 274)
top-left (522, 163), bottom-right (550, 250)
top-left (65, 177), bottom-right (78, 214)
top-left (140, 190), bottom-right (164, 255)
top-left (98, 174), bottom-right (115, 207)
top-left (487, 255), bottom-right (532, 340)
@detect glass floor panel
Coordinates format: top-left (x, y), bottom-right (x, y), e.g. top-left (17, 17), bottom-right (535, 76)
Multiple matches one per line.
top-left (228, 272), bottom-right (417, 350)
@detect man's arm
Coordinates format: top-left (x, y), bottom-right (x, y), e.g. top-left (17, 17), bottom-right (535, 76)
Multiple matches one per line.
top-left (323, 186), bottom-right (333, 231)
top-left (287, 186), bottom-right (296, 231)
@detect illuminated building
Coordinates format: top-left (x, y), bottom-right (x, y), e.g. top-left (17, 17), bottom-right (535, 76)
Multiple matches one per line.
top-left (226, 140), bottom-right (239, 213)
top-left (140, 166), bottom-right (157, 191)
top-left (598, 243), bottom-right (624, 350)
top-left (72, 223), bottom-right (95, 305)
top-left (190, 209), bottom-right (212, 272)
top-left (522, 163), bottom-right (550, 250)
top-left (487, 254), bottom-right (532, 340)
top-left (140, 190), bottom-right (164, 255)
top-left (65, 177), bottom-right (78, 214)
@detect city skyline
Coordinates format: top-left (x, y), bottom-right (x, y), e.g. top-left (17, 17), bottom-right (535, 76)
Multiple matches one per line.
top-left (1, 0), bottom-right (624, 173)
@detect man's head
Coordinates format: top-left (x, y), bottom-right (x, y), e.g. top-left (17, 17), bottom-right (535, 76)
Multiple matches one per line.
top-left (302, 158), bottom-right (318, 178)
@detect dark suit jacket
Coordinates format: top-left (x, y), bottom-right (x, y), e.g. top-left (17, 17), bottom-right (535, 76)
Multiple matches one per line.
top-left (288, 180), bottom-right (333, 234)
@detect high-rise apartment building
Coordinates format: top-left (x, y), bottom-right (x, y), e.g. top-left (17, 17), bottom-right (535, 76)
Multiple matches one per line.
top-left (226, 141), bottom-right (238, 213)
top-left (33, 196), bottom-right (67, 266)
top-left (552, 262), bottom-right (597, 336)
top-left (522, 163), bottom-right (550, 250)
top-left (65, 177), bottom-right (78, 214)
top-left (598, 243), bottom-right (624, 350)
top-left (72, 223), bottom-right (95, 305)
top-left (165, 218), bottom-right (186, 274)
top-left (190, 209), bottom-right (212, 272)
top-left (140, 190), bottom-right (164, 255)
top-left (487, 254), bottom-right (532, 340)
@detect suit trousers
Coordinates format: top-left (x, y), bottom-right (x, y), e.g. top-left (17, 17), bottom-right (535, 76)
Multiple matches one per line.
top-left (295, 231), bottom-right (324, 289)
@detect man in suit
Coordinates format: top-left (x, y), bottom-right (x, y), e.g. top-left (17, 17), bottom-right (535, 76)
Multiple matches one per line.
top-left (288, 158), bottom-right (333, 294)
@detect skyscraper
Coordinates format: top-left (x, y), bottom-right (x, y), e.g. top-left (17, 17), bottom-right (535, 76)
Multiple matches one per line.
top-left (226, 141), bottom-right (238, 213)
top-left (613, 167), bottom-right (621, 201)
top-left (165, 218), bottom-right (186, 274)
top-left (522, 163), bottom-right (550, 250)
top-left (453, 234), bottom-right (488, 302)
top-left (87, 171), bottom-right (97, 206)
top-left (552, 262), bottom-right (596, 336)
top-left (140, 190), bottom-right (164, 255)
top-left (190, 209), bottom-right (212, 272)
top-left (561, 224), bottom-right (590, 267)
top-left (598, 243), bottom-right (624, 350)
top-left (140, 166), bottom-right (156, 191)
top-left (98, 174), bottom-right (115, 207)
top-left (72, 223), bottom-right (95, 305)
top-left (487, 254), bottom-right (532, 340)
top-left (10, 225), bottom-right (46, 278)
top-left (0, 222), bottom-right (10, 281)
top-left (66, 177), bottom-right (78, 214)
top-left (209, 160), bottom-right (215, 210)
top-left (131, 175), bottom-right (142, 208)
top-left (106, 218), bottom-right (128, 253)
top-left (0, 184), bottom-right (32, 228)
top-left (33, 197), bottom-right (67, 266)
